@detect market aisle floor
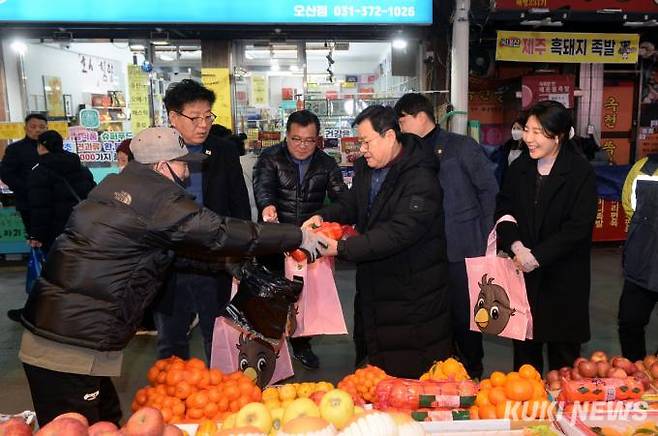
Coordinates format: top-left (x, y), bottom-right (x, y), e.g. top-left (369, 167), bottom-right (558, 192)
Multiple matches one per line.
top-left (0, 246), bottom-right (656, 419)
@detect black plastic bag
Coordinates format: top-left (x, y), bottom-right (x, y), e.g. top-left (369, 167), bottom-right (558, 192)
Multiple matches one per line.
top-left (222, 261), bottom-right (303, 346)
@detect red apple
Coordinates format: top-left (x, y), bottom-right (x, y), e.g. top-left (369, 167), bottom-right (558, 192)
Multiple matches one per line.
top-left (573, 357), bottom-right (588, 369)
top-left (612, 357), bottom-right (636, 375)
top-left (559, 367), bottom-right (572, 378)
top-left (591, 351), bottom-right (608, 363)
top-left (549, 380), bottom-right (562, 391)
top-left (0, 417), bottom-right (32, 436)
top-left (546, 370), bottom-right (560, 383)
top-left (162, 425), bottom-right (184, 436)
top-left (571, 368), bottom-right (583, 381)
top-left (607, 367), bottom-right (627, 379)
top-left (123, 407), bottom-right (164, 436)
top-left (634, 371), bottom-right (652, 390)
top-left (88, 421), bottom-right (119, 436)
top-left (309, 391), bottom-right (326, 406)
top-left (644, 355), bottom-right (657, 368)
top-left (36, 417), bottom-right (88, 436)
top-left (635, 361), bottom-right (646, 372)
top-left (53, 412), bottom-right (88, 427)
top-left (597, 361), bottom-right (611, 378)
top-left (578, 360), bottom-right (598, 378)
top-left (650, 362), bottom-right (658, 379)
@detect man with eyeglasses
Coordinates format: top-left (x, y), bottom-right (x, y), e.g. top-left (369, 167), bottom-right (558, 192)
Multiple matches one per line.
top-left (253, 109), bottom-right (347, 369)
top-left (154, 79), bottom-right (251, 363)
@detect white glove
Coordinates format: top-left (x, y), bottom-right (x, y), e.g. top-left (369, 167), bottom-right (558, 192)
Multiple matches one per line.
top-left (511, 241), bottom-right (539, 273)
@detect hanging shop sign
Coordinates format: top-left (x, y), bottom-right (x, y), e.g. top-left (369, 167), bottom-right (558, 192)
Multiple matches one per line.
top-left (0, 121), bottom-right (68, 141)
top-left (250, 75), bottom-right (269, 108)
top-left (0, 0), bottom-right (432, 24)
top-left (496, 31), bottom-right (640, 64)
top-left (201, 68), bottom-right (233, 129)
top-left (493, 0), bottom-right (658, 13)
top-left (521, 75), bottom-right (575, 110)
top-left (127, 65), bottom-right (150, 134)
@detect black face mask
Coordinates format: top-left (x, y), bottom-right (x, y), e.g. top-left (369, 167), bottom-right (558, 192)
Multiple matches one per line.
top-left (165, 162), bottom-right (188, 189)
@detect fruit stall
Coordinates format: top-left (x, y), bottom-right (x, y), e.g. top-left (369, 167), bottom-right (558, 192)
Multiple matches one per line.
top-left (3, 351), bottom-right (658, 435)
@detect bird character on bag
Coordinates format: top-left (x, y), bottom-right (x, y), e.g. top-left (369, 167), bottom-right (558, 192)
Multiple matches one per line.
top-left (237, 333), bottom-right (278, 388)
top-left (473, 274), bottom-right (516, 335)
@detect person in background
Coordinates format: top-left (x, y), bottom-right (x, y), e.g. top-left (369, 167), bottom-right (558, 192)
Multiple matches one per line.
top-left (618, 154), bottom-right (658, 361)
top-left (27, 130), bottom-right (95, 254)
top-left (18, 127), bottom-right (328, 427)
top-left (115, 138), bottom-right (134, 171)
top-left (0, 113), bottom-right (49, 323)
top-left (253, 109), bottom-right (347, 369)
top-left (304, 105), bottom-right (451, 378)
top-left (496, 116), bottom-right (528, 184)
top-left (155, 79), bottom-right (252, 362)
top-left (495, 100), bottom-right (597, 373)
top-left (394, 93), bottom-right (497, 379)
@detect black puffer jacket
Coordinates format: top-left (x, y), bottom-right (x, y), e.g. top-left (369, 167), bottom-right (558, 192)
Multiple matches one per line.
top-left (21, 161), bottom-right (302, 351)
top-left (28, 151), bottom-right (96, 249)
top-left (318, 134), bottom-right (451, 378)
top-left (0, 137), bottom-right (39, 211)
top-left (253, 142), bottom-right (347, 225)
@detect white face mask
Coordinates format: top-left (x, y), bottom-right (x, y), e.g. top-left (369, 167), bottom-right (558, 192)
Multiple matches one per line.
top-left (511, 129), bottom-right (524, 141)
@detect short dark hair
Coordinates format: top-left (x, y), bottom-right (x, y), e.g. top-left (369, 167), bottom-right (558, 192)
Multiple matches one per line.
top-left (25, 113), bottom-right (48, 124)
top-left (38, 130), bottom-right (64, 153)
top-left (526, 100), bottom-right (573, 145)
top-left (352, 105), bottom-right (403, 142)
top-left (116, 138), bottom-right (134, 161)
top-left (286, 110), bottom-right (321, 136)
top-left (393, 93), bottom-right (435, 123)
top-left (209, 124), bottom-right (233, 138)
top-left (163, 79), bottom-right (216, 113)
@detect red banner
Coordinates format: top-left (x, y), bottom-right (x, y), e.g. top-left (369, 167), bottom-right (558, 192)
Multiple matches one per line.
top-left (592, 199), bottom-right (628, 242)
top-left (521, 75), bottom-right (575, 110)
top-left (601, 83), bottom-right (635, 133)
top-left (493, 0), bottom-right (658, 12)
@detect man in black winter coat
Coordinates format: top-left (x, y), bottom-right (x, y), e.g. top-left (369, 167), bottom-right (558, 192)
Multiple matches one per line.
top-left (28, 130), bottom-right (96, 253)
top-left (154, 79), bottom-right (252, 362)
top-left (253, 109), bottom-right (347, 369)
top-left (18, 127), bottom-right (328, 427)
top-left (305, 106), bottom-right (452, 379)
top-left (0, 113), bottom-right (49, 322)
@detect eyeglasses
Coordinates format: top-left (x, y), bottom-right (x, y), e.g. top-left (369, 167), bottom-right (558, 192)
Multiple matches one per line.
top-left (176, 112), bottom-right (217, 126)
top-left (289, 136), bottom-right (318, 146)
top-left (357, 135), bottom-right (382, 150)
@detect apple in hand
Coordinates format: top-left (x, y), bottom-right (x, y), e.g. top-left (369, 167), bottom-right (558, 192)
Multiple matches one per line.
top-left (36, 418), bottom-right (88, 436)
top-left (319, 389), bottom-right (355, 430)
top-left (123, 407), bottom-right (164, 436)
top-left (235, 402), bottom-right (273, 434)
top-left (0, 417), bottom-right (32, 436)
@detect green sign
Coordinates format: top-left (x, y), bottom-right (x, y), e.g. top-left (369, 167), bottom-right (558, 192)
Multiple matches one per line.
top-left (0, 207), bottom-right (27, 242)
top-left (80, 109), bottom-right (101, 129)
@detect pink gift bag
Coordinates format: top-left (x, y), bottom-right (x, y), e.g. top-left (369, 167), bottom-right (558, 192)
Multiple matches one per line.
top-left (210, 317), bottom-right (294, 388)
top-left (465, 215), bottom-right (533, 341)
top-left (284, 256), bottom-right (348, 337)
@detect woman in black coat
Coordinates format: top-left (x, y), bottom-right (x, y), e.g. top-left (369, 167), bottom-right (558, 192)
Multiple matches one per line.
top-left (495, 101), bottom-right (597, 373)
top-left (306, 106), bottom-right (451, 378)
top-left (28, 130), bottom-right (95, 253)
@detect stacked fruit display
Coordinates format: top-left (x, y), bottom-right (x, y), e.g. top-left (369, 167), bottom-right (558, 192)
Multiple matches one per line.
top-left (472, 365), bottom-right (551, 420)
top-left (132, 356), bottom-right (262, 424)
top-left (337, 365), bottom-right (390, 405)
top-left (261, 382), bottom-right (335, 410)
top-left (545, 351), bottom-right (658, 392)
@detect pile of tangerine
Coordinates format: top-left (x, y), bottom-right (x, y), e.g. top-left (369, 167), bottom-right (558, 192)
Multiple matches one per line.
top-left (337, 365), bottom-right (390, 404)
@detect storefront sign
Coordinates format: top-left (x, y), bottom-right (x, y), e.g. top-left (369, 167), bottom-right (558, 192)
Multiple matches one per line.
top-left (0, 207), bottom-right (26, 242)
top-left (592, 199), bottom-right (628, 242)
top-left (0, 0), bottom-right (432, 24)
top-left (127, 65), bottom-right (150, 134)
top-left (602, 84), bottom-right (634, 133)
top-left (65, 127), bottom-right (132, 163)
top-left (496, 31), bottom-right (639, 64)
top-left (0, 121), bottom-right (68, 141)
top-left (494, 0), bottom-right (658, 13)
top-left (521, 75), bottom-right (574, 109)
top-left (600, 138), bottom-right (631, 166)
top-left (251, 75), bottom-right (268, 107)
top-left (79, 54), bottom-right (119, 88)
top-left (201, 68), bottom-right (233, 129)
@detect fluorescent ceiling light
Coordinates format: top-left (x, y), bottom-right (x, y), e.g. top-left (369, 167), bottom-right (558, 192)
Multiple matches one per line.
top-left (130, 44), bottom-right (145, 51)
top-left (392, 39), bottom-right (407, 50)
top-left (152, 40), bottom-right (170, 46)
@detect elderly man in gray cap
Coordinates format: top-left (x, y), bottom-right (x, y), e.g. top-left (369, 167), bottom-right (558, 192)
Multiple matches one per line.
top-left (17, 127), bottom-right (329, 428)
